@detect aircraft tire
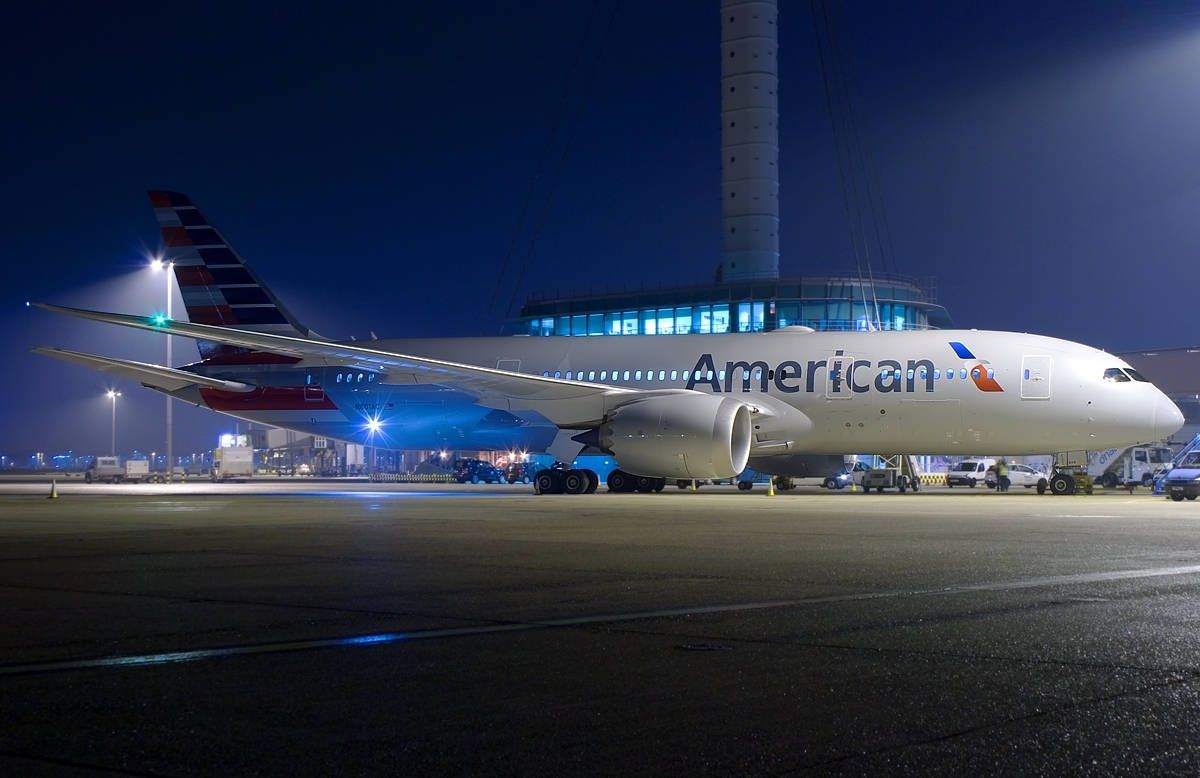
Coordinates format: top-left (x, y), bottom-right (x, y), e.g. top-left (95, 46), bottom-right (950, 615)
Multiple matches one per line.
top-left (606, 469), bottom-right (632, 493)
top-left (581, 469), bottom-right (598, 493)
top-left (562, 470), bottom-right (587, 494)
top-left (635, 476), bottom-right (655, 493)
top-left (897, 475), bottom-right (909, 493)
top-left (1188, 495), bottom-right (1197, 501)
top-left (1170, 493), bottom-right (1185, 502)
top-left (737, 480), bottom-right (752, 491)
top-left (653, 478), bottom-right (666, 492)
top-left (912, 478), bottom-right (921, 492)
top-left (535, 469), bottom-right (563, 494)
top-left (1049, 474), bottom-right (1074, 495)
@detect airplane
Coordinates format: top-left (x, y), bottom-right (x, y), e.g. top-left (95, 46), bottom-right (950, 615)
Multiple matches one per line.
top-left (33, 191), bottom-right (1185, 493)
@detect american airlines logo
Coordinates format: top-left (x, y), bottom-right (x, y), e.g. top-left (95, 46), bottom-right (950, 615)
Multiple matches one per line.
top-left (684, 342), bottom-right (1003, 395)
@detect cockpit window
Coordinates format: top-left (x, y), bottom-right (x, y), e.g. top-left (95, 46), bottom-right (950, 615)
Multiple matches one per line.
top-left (1123, 368), bottom-right (1151, 382)
top-left (1103, 367), bottom-right (1131, 382)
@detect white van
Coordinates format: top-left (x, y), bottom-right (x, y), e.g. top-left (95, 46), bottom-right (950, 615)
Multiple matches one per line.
top-left (946, 458), bottom-right (996, 488)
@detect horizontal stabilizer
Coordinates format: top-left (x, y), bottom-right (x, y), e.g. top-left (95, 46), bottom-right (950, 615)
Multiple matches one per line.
top-left (32, 347), bottom-right (256, 393)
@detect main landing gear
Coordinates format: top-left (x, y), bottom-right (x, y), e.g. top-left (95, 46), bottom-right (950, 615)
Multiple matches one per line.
top-left (533, 468), bottom-right (598, 494)
top-left (605, 469), bottom-right (666, 493)
top-left (531, 468), bottom-right (668, 494)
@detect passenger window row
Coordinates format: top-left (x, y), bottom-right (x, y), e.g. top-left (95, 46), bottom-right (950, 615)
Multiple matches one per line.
top-left (540, 369), bottom-right (691, 383)
top-left (536, 366), bottom-right (998, 384)
top-left (306, 372), bottom-right (377, 385)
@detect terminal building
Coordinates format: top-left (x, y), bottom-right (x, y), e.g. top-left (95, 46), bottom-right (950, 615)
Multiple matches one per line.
top-left (507, 274), bottom-right (950, 338)
top-left (506, 1), bottom-right (950, 341)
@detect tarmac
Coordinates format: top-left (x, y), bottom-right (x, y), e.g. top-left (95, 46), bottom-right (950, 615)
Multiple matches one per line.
top-left (2, 481), bottom-right (1200, 775)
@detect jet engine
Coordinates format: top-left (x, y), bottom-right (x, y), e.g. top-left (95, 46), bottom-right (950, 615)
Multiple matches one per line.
top-left (599, 393), bottom-right (752, 479)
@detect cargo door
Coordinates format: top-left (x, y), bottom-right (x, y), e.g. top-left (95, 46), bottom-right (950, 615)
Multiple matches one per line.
top-left (1020, 355), bottom-right (1051, 399)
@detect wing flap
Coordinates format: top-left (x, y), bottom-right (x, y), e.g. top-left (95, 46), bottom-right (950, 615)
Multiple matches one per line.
top-left (32, 347), bottom-right (256, 393)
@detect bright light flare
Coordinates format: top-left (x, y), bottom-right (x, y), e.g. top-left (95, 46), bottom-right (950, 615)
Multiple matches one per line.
top-left (365, 418), bottom-right (383, 434)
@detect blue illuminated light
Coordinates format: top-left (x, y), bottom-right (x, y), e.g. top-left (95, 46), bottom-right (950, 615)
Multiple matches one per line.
top-left (340, 633), bottom-right (407, 645)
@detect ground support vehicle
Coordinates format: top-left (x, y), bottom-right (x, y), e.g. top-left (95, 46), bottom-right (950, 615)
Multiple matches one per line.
top-left (859, 455), bottom-right (921, 493)
top-left (823, 461), bottom-right (869, 490)
top-left (1164, 450), bottom-right (1200, 501)
top-left (1088, 444), bottom-right (1173, 488)
top-left (1043, 451), bottom-right (1095, 495)
top-left (946, 458), bottom-right (996, 488)
top-left (504, 461), bottom-right (537, 484)
top-left (452, 458), bottom-right (505, 484)
top-left (985, 463), bottom-right (1048, 490)
top-left (212, 446), bottom-right (254, 481)
top-left (84, 457), bottom-right (154, 484)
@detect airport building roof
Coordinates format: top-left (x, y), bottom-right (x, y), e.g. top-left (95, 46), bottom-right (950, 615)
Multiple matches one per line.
top-left (507, 275), bottom-right (952, 337)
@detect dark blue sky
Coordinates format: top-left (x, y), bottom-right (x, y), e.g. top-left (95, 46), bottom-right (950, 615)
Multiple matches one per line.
top-left (4, 1), bottom-right (1199, 457)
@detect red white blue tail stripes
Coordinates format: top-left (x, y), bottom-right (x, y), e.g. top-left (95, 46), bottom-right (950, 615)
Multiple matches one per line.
top-left (149, 191), bottom-right (310, 362)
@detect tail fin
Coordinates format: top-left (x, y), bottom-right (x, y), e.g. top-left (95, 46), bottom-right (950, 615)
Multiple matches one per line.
top-left (149, 191), bottom-right (322, 361)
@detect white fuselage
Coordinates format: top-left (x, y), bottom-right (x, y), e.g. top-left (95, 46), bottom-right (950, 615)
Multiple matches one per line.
top-left (291, 328), bottom-right (1180, 456)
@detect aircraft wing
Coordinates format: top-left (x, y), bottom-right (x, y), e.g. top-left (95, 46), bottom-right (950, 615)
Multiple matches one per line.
top-left (34, 303), bottom-right (643, 426)
top-left (32, 346), bottom-right (256, 393)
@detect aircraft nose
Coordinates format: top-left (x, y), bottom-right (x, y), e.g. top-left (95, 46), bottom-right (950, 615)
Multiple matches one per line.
top-left (1155, 393), bottom-right (1185, 441)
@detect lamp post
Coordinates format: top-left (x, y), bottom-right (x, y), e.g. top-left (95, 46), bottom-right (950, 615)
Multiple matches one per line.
top-left (152, 258), bottom-right (175, 480)
top-left (106, 390), bottom-right (121, 456)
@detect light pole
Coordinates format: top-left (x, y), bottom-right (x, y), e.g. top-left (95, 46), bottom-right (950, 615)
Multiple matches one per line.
top-left (152, 258), bottom-right (175, 480)
top-left (106, 390), bottom-right (121, 456)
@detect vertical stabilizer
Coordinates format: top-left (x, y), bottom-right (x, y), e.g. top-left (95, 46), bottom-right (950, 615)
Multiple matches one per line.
top-left (149, 191), bottom-right (320, 361)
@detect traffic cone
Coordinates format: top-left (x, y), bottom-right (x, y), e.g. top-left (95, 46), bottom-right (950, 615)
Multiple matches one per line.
top-left (766, 479), bottom-right (775, 497)
top-left (690, 479), bottom-right (697, 491)
top-left (47, 479), bottom-right (58, 499)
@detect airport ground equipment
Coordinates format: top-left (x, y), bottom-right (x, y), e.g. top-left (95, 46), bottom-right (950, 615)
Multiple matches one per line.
top-left (212, 446), bottom-right (254, 481)
top-left (860, 454), bottom-right (921, 493)
top-left (1045, 451), bottom-right (1095, 495)
top-left (1163, 449), bottom-right (1200, 501)
top-left (1087, 443), bottom-right (1173, 488)
top-left (984, 463), bottom-right (1048, 490)
top-left (84, 457), bottom-right (155, 484)
top-left (946, 458), bottom-right (996, 488)
top-left (1154, 433), bottom-right (1200, 494)
top-left (823, 460), bottom-right (869, 490)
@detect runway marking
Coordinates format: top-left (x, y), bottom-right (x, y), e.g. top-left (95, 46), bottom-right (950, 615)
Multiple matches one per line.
top-left (5, 563), bottom-right (1200, 678)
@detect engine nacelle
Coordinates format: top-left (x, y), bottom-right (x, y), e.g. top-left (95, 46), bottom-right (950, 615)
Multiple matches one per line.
top-left (599, 393), bottom-right (752, 479)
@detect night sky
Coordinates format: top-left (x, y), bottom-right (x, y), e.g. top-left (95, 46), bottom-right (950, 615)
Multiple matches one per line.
top-left (4, 1), bottom-right (1199, 459)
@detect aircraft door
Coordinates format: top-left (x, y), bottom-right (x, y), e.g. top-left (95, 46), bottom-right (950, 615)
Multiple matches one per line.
top-left (1020, 356), bottom-right (1051, 399)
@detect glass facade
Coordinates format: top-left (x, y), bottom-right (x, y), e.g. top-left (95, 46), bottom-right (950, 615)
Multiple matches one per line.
top-left (511, 277), bottom-right (951, 336)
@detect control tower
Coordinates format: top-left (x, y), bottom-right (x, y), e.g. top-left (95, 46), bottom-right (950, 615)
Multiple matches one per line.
top-left (718, 0), bottom-right (779, 282)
